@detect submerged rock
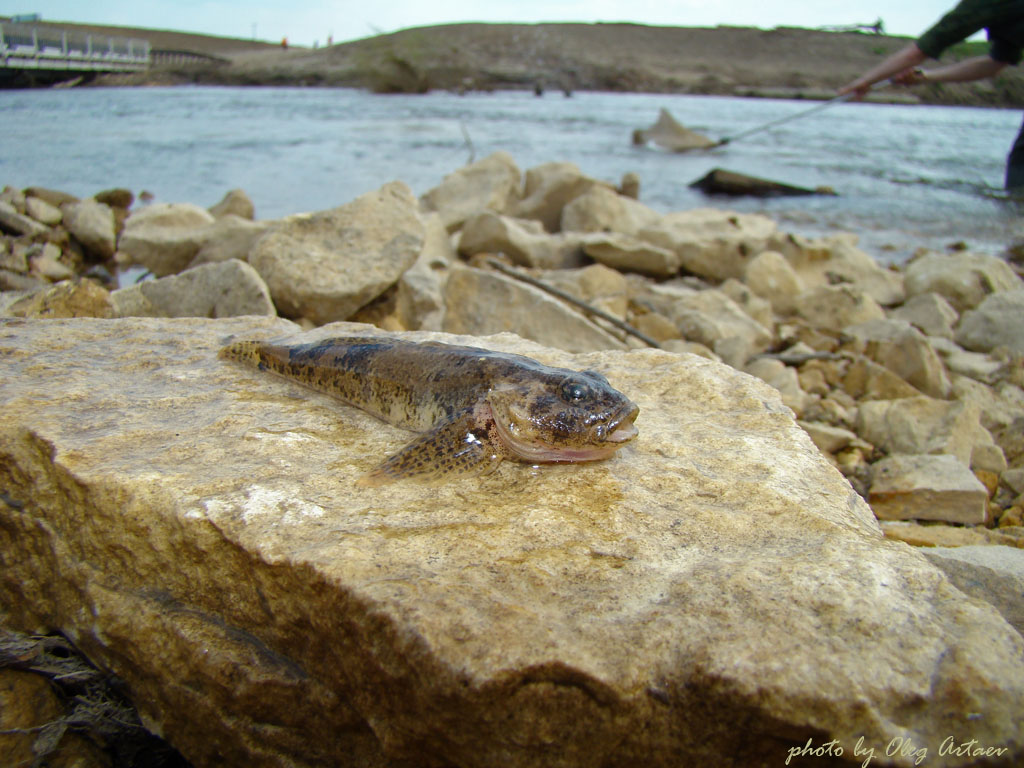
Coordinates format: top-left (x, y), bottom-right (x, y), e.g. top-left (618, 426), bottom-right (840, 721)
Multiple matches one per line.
top-left (689, 168), bottom-right (836, 197)
top-left (1, 316), bottom-right (1022, 768)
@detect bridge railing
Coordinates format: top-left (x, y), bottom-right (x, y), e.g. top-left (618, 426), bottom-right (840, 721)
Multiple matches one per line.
top-left (0, 22), bottom-right (150, 71)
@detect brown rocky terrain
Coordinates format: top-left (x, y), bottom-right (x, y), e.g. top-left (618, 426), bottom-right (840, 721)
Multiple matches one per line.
top-left (2, 152), bottom-right (1024, 766)
top-left (14, 18), bottom-right (1023, 106)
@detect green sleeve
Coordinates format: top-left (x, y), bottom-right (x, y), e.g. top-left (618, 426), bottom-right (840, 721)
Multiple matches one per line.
top-left (916, 0), bottom-right (987, 58)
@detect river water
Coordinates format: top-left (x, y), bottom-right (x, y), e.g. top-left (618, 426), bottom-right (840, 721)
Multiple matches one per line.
top-left (1, 86), bottom-right (1021, 263)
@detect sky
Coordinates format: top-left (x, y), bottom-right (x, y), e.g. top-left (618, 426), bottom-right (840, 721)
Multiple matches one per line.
top-left (1, 1), bottom-right (967, 48)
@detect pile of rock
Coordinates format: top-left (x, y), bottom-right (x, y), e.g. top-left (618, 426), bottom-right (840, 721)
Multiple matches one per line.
top-left (2, 152), bottom-right (1022, 544)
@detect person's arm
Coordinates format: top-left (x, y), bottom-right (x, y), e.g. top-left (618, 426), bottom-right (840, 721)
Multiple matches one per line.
top-left (892, 54), bottom-right (1008, 85)
top-left (839, 43), bottom-right (928, 98)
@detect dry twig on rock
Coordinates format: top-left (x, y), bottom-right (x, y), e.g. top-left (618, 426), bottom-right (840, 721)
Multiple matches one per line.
top-left (485, 258), bottom-right (663, 349)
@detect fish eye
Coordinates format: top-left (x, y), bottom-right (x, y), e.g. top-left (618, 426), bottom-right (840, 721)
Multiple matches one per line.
top-left (560, 379), bottom-right (591, 403)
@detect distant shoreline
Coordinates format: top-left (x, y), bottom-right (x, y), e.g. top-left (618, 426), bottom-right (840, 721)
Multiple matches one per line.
top-left (5, 19), bottom-right (1023, 107)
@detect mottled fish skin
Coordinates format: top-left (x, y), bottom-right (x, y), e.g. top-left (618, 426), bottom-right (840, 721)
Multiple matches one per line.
top-left (219, 336), bottom-right (639, 485)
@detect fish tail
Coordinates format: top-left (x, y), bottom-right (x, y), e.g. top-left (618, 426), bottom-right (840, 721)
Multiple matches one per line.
top-left (218, 340), bottom-right (293, 374)
top-left (218, 339), bottom-right (266, 365)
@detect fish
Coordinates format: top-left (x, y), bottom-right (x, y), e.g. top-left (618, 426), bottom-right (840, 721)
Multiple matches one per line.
top-left (219, 336), bottom-right (639, 486)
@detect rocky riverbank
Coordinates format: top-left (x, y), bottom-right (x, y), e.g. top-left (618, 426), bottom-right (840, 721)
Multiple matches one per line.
top-left (2, 159), bottom-right (1024, 766)
top-left (3, 156), bottom-right (1023, 537)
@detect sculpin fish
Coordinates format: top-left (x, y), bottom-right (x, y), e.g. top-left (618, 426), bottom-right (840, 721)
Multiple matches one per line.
top-left (219, 336), bottom-right (639, 486)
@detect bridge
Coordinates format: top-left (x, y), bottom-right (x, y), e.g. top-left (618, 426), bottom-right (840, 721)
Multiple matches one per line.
top-left (0, 21), bottom-right (150, 83)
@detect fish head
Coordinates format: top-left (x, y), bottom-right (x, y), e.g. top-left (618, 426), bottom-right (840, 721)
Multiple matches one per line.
top-left (486, 369), bottom-right (639, 464)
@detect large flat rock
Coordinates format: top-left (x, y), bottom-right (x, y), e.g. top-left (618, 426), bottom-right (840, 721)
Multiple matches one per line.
top-left (1, 317), bottom-right (1022, 768)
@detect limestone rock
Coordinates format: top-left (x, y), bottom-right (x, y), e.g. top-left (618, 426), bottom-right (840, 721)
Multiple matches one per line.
top-left (0, 280), bottom-right (114, 319)
top-left (743, 250), bottom-right (804, 316)
top-left (625, 275), bottom-right (696, 315)
top-left (0, 241), bottom-right (28, 274)
top-left (843, 318), bottom-right (950, 399)
top-left (581, 232), bottom-right (680, 278)
top-left (511, 162), bottom-right (610, 232)
top-left (857, 396), bottom-right (993, 467)
top-left (668, 289), bottom-right (773, 356)
top-left (24, 195), bottom-right (63, 226)
top-left (420, 151), bottom-right (522, 232)
top-left (955, 289), bottom-right (1024, 355)
top-left (395, 212), bottom-right (454, 331)
top-left (882, 521), bottom-right (1023, 549)
top-left (640, 209), bottom-right (777, 282)
top-left (458, 211), bottom-right (585, 269)
top-left (539, 263), bottom-right (629, 320)
top-left (889, 292), bottom-right (959, 340)
top-left (972, 441), bottom-right (1008, 474)
top-left (631, 312), bottom-right (681, 342)
top-left (0, 200), bottom-right (49, 237)
top-left (744, 358), bottom-right (807, 415)
top-left (560, 185), bottom-right (662, 236)
top-left (189, 216), bottom-right (272, 268)
top-left (618, 172), bottom-right (640, 199)
top-left (2, 318), bottom-right (1024, 766)
top-left (29, 243), bottom-right (74, 281)
top-left (0, 271), bottom-right (46, 292)
top-left (951, 376), bottom-right (1024, 436)
top-left (779, 233), bottom-right (905, 306)
top-left (208, 188), bottom-right (255, 220)
top-left (442, 264), bottom-right (625, 352)
top-left (904, 251), bottom-right (1023, 312)
top-left (798, 421), bottom-right (867, 455)
top-left (23, 186), bottom-right (78, 208)
top-left (249, 182), bottom-right (424, 325)
top-left (62, 199), bottom-right (117, 260)
top-left (661, 339), bottom-right (719, 358)
top-left (718, 278), bottom-right (774, 330)
top-left (923, 546), bottom-right (1024, 636)
top-left (0, 185), bottom-right (25, 208)
top-left (111, 259), bottom-right (275, 319)
top-left (929, 337), bottom-right (1004, 384)
top-left (795, 284), bottom-right (884, 332)
top-left (868, 454), bottom-right (989, 524)
top-left (118, 202), bottom-right (218, 276)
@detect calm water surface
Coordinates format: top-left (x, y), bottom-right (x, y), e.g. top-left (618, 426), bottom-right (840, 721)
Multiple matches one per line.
top-left (2, 86), bottom-right (1021, 263)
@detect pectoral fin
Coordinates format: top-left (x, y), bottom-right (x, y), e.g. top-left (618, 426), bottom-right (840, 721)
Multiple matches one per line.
top-left (357, 411), bottom-right (502, 487)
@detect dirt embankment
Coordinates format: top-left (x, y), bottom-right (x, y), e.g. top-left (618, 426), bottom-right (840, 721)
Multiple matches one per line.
top-left (21, 19), bottom-right (1024, 107)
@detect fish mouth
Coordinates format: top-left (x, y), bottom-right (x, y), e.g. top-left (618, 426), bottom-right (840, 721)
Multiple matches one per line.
top-left (603, 402), bottom-right (640, 444)
top-left (494, 401), bottom-right (639, 464)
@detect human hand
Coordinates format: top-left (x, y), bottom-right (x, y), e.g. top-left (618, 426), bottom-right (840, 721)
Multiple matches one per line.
top-left (891, 67), bottom-right (927, 86)
top-left (837, 80), bottom-right (871, 101)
